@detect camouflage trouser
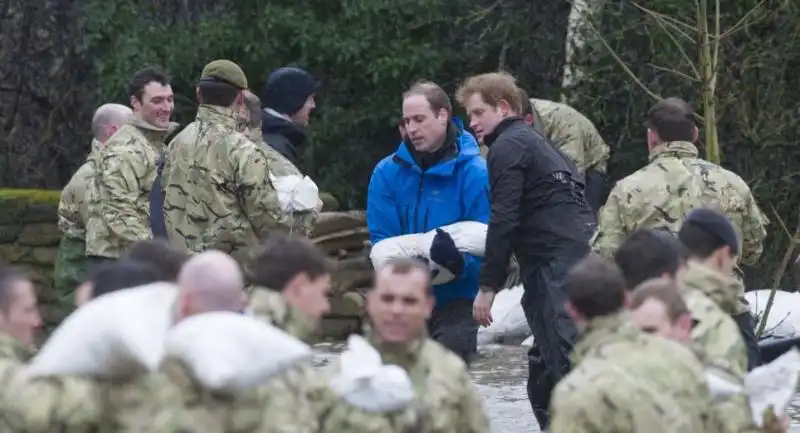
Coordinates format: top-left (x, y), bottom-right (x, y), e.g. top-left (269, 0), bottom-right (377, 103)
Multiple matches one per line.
top-left (53, 235), bottom-right (88, 295)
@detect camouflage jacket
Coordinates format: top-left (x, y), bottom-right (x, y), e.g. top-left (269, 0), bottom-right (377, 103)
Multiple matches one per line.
top-left (549, 312), bottom-right (714, 433)
top-left (592, 141), bottom-right (768, 313)
top-left (531, 98), bottom-right (610, 174)
top-left (0, 332), bottom-right (26, 361)
top-left (162, 105), bottom-right (300, 261)
top-left (248, 288), bottom-right (318, 343)
top-left (160, 356), bottom-right (318, 433)
top-left (58, 151), bottom-right (99, 240)
top-left (681, 262), bottom-right (748, 377)
top-left (85, 117), bottom-right (177, 258)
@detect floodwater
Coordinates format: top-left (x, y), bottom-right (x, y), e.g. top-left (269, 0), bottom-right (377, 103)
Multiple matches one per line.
top-left (314, 341), bottom-right (800, 433)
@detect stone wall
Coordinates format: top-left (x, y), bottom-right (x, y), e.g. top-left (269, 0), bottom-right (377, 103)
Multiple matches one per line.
top-left (0, 189), bottom-right (372, 340)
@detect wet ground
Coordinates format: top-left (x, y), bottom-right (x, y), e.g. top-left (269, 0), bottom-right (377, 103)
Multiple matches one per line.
top-left (315, 341), bottom-right (800, 433)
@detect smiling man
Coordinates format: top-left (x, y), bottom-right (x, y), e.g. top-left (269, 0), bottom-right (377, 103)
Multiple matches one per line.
top-left (366, 81), bottom-right (490, 364)
top-left (86, 67), bottom-right (178, 269)
top-left (456, 71), bottom-right (595, 429)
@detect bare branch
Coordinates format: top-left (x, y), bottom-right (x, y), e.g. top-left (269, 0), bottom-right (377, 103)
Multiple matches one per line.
top-left (631, 2), bottom-right (697, 38)
top-left (648, 63), bottom-right (699, 82)
top-left (711, 0), bottom-right (720, 91)
top-left (646, 12), bottom-right (701, 79)
top-left (719, 0), bottom-right (768, 39)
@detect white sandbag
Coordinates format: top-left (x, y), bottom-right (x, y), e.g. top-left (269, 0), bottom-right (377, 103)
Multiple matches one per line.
top-left (521, 335), bottom-right (535, 347)
top-left (27, 282), bottom-right (178, 380)
top-left (329, 335), bottom-right (414, 413)
top-left (477, 285), bottom-right (531, 346)
top-left (269, 173), bottom-right (320, 213)
top-left (370, 221), bottom-right (487, 285)
top-left (165, 311), bottom-right (312, 392)
top-left (745, 289), bottom-right (800, 338)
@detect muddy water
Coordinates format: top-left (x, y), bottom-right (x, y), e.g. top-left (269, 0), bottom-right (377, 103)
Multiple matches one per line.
top-left (316, 342), bottom-right (800, 433)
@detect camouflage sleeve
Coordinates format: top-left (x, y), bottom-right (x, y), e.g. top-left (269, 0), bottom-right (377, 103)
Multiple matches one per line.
top-left (581, 122), bottom-right (610, 174)
top-left (455, 368), bottom-right (490, 433)
top-left (257, 364), bottom-right (321, 433)
top-left (549, 382), bottom-right (609, 433)
top-left (553, 132), bottom-right (588, 174)
top-left (96, 147), bottom-right (152, 248)
top-left (0, 362), bottom-right (102, 432)
top-left (739, 191), bottom-right (768, 266)
top-left (591, 186), bottom-right (627, 259)
top-left (58, 181), bottom-right (81, 237)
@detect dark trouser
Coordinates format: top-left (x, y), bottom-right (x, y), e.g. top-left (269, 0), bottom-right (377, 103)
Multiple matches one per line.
top-left (733, 311), bottom-right (763, 370)
top-left (584, 169), bottom-right (605, 215)
top-left (428, 299), bottom-right (478, 366)
top-left (86, 255), bottom-right (118, 277)
top-left (521, 248), bottom-right (586, 430)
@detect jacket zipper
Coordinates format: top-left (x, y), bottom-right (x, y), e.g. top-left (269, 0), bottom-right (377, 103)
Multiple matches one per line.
top-left (414, 173), bottom-right (424, 233)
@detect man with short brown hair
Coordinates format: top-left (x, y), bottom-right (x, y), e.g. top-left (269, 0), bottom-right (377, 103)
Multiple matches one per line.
top-left (0, 265), bottom-right (42, 360)
top-left (367, 80), bottom-right (489, 364)
top-left (457, 71), bottom-right (594, 428)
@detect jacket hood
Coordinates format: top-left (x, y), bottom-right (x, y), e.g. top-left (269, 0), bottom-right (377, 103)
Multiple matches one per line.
top-left (261, 109), bottom-right (307, 147)
top-left (392, 121), bottom-right (480, 177)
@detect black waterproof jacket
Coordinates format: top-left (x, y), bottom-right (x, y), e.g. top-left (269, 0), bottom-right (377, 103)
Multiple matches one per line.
top-left (480, 117), bottom-right (596, 290)
top-left (261, 110), bottom-right (308, 173)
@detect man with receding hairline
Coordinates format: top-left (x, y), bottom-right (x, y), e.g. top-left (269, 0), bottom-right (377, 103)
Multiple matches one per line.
top-left (367, 81), bottom-right (489, 364)
top-left (56, 103), bottom-right (134, 294)
top-left (457, 71), bottom-right (594, 428)
top-left (176, 250), bottom-right (245, 317)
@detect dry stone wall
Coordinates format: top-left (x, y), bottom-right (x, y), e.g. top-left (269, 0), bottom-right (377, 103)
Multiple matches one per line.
top-left (0, 189), bottom-right (373, 340)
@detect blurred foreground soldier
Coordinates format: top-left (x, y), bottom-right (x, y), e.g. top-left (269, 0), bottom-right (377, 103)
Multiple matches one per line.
top-left (360, 258), bottom-right (490, 433)
top-left (629, 279), bottom-right (788, 433)
top-left (261, 66), bottom-right (318, 173)
top-left (124, 238), bottom-right (190, 282)
top-left (56, 103), bottom-right (132, 294)
top-left (549, 255), bottom-right (713, 433)
top-left (85, 68), bottom-right (178, 267)
top-left (164, 60), bottom-right (293, 264)
top-left (591, 97), bottom-right (767, 369)
top-left (457, 72), bottom-right (594, 427)
top-left (0, 265), bottom-right (42, 360)
top-left (248, 232), bottom-right (332, 342)
top-left (528, 97), bottom-right (609, 212)
top-left (74, 260), bottom-right (164, 307)
top-left (241, 90), bottom-right (320, 233)
top-left (614, 228), bottom-right (688, 289)
top-left (368, 81), bottom-right (488, 364)
top-left (679, 209), bottom-right (749, 375)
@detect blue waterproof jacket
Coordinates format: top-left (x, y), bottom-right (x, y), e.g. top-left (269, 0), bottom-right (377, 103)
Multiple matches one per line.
top-left (367, 124), bottom-right (490, 308)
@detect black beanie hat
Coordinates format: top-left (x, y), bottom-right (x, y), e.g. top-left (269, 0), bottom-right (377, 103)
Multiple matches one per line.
top-left (682, 208), bottom-right (740, 256)
top-left (261, 67), bottom-right (318, 116)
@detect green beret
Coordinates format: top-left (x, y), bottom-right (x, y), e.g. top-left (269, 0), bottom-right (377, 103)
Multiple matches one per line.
top-left (200, 59), bottom-right (248, 89)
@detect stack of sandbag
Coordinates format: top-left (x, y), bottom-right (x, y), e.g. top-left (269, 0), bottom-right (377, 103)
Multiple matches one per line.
top-left (311, 211), bottom-right (372, 339)
top-left (476, 285), bottom-right (531, 347)
top-left (369, 221), bottom-right (519, 287)
top-left (164, 311), bottom-right (312, 393)
top-left (27, 282), bottom-right (179, 380)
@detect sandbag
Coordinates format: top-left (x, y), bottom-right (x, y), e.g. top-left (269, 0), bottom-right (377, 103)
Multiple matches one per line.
top-left (165, 311), bottom-right (312, 393)
top-left (369, 221), bottom-right (487, 285)
top-left (269, 173), bottom-right (320, 213)
top-left (329, 335), bottom-right (414, 413)
top-left (477, 285), bottom-right (530, 346)
top-left (27, 282), bottom-right (178, 380)
top-left (745, 290), bottom-right (800, 338)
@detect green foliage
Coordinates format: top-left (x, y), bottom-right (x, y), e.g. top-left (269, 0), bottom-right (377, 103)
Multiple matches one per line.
top-left (570, 0), bottom-right (800, 288)
top-left (80, 0), bottom-right (570, 208)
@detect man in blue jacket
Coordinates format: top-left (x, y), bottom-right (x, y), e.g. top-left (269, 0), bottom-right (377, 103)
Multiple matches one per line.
top-left (367, 81), bottom-right (490, 365)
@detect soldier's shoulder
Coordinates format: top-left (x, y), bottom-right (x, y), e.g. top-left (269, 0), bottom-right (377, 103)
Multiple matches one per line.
top-left (609, 165), bottom-right (657, 194)
top-left (420, 339), bottom-right (469, 373)
top-left (554, 361), bottom-right (625, 404)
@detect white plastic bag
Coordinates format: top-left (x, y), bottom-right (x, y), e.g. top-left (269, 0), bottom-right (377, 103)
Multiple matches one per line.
top-left (329, 335), bottom-right (414, 413)
top-left (477, 285), bottom-right (531, 346)
top-left (369, 221), bottom-right (487, 285)
top-left (745, 289), bottom-right (800, 338)
top-left (165, 311), bottom-right (312, 392)
top-left (27, 282), bottom-right (178, 380)
top-left (745, 348), bottom-right (800, 426)
top-left (269, 173), bottom-right (320, 213)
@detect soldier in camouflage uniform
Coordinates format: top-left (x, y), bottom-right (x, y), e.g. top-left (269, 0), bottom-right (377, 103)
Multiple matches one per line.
top-left (592, 97), bottom-right (768, 369)
top-left (628, 279), bottom-right (788, 433)
top-left (324, 258), bottom-right (489, 433)
top-left (247, 233), bottom-right (332, 343)
top-left (549, 255), bottom-right (715, 433)
top-left (55, 103), bottom-right (132, 293)
top-left (0, 265), bottom-right (41, 361)
top-left (85, 68), bottom-right (178, 267)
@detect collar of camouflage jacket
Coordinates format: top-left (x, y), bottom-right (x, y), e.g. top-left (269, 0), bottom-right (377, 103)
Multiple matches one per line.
top-left (247, 288), bottom-right (318, 343)
top-left (0, 331), bottom-right (27, 361)
top-left (196, 104), bottom-right (244, 131)
top-left (681, 261), bottom-right (739, 315)
top-left (363, 324), bottom-right (426, 371)
top-left (126, 116), bottom-right (179, 151)
top-left (648, 140), bottom-right (699, 162)
top-left (90, 138), bottom-right (102, 155)
top-left (571, 311), bottom-right (639, 365)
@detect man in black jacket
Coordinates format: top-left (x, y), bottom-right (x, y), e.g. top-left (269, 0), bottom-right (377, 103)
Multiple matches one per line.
top-left (260, 66), bottom-right (319, 173)
top-left (457, 72), bottom-right (596, 429)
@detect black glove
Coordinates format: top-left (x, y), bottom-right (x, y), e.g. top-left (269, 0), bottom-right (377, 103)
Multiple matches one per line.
top-left (429, 229), bottom-right (464, 278)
